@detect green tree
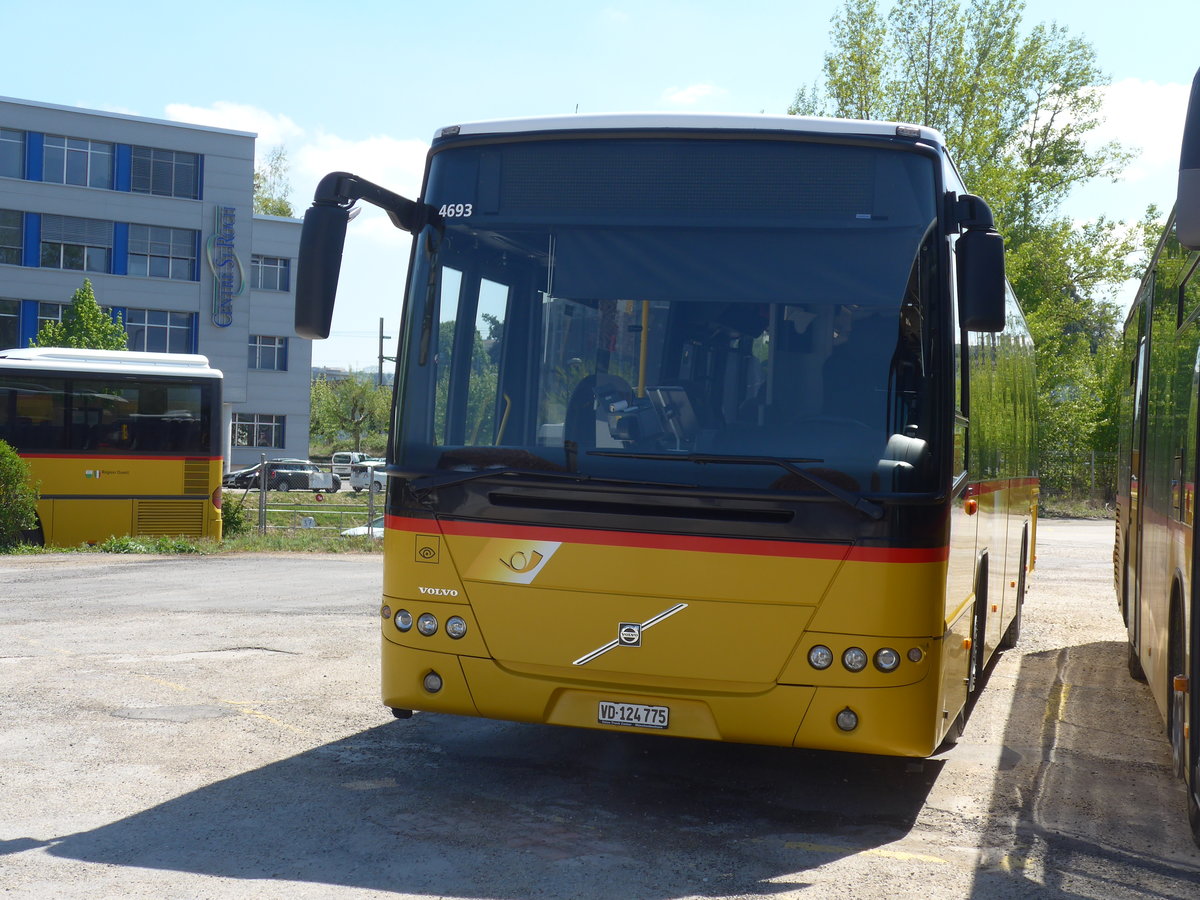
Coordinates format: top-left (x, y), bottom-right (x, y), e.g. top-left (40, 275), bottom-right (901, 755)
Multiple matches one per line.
top-left (31, 279), bottom-right (128, 350)
top-left (253, 145), bottom-right (295, 217)
top-left (792, 0), bottom-right (1135, 497)
top-left (0, 439), bottom-right (40, 549)
top-left (310, 373), bottom-right (391, 452)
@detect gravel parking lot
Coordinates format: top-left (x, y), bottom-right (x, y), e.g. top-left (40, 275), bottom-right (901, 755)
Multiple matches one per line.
top-left (1, 519), bottom-right (1199, 899)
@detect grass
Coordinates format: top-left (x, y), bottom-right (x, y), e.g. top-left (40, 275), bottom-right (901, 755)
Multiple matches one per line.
top-left (4, 487), bottom-right (385, 556)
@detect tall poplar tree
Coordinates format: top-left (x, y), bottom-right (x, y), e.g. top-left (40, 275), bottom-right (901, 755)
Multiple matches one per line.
top-left (791, 0), bottom-right (1135, 497)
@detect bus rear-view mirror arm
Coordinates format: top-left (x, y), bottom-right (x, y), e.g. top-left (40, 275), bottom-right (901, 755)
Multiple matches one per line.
top-left (1176, 67), bottom-right (1200, 250)
top-left (295, 172), bottom-right (441, 340)
top-left (952, 193), bottom-right (1006, 333)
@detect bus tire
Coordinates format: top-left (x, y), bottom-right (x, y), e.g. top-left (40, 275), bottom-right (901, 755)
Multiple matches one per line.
top-left (1128, 640), bottom-right (1147, 682)
top-left (999, 532), bottom-right (1028, 650)
top-left (1169, 602), bottom-right (1187, 779)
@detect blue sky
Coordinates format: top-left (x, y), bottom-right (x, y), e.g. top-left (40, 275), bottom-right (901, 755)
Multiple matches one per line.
top-left (3, 1), bottom-right (1196, 369)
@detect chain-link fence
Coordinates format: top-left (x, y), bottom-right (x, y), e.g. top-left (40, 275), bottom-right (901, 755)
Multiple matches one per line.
top-left (1038, 451), bottom-right (1117, 504)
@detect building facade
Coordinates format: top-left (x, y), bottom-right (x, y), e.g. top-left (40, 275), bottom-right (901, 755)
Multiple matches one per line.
top-left (0, 95), bottom-right (308, 470)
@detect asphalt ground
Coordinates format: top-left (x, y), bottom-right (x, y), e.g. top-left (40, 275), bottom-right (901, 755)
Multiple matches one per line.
top-left (1, 519), bottom-right (1199, 898)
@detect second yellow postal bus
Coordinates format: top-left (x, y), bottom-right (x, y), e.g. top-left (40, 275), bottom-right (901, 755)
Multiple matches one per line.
top-left (0, 346), bottom-right (224, 546)
top-left (296, 113), bottom-right (1037, 757)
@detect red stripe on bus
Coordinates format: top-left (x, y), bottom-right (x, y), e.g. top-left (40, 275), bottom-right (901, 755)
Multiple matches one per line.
top-left (387, 515), bottom-right (949, 564)
top-left (965, 477), bottom-right (1040, 498)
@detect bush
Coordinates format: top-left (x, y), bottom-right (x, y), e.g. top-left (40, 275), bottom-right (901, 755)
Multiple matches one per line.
top-left (0, 440), bottom-right (40, 549)
top-left (222, 493), bottom-right (251, 538)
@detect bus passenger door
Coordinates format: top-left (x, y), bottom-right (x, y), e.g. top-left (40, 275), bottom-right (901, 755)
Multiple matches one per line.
top-left (1126, 307), bottom-right (1151, 671)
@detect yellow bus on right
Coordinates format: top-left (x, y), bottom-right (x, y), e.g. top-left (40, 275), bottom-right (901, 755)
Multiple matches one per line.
top-left (1115, 65), bottom-right (1200, 847)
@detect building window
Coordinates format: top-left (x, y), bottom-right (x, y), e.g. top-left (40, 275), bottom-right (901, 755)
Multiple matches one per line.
top-left (43, 135), bottom-right (113, 189)
top-left (0, 129), bottom-right (24, 179)
top-left (0, 298), bottom-right (18, 348)
top-left (0, 209), bottom-right (21, 265)
top-left (251, 255), bottom-right (290, 291)
top-left (233, 413), bottom-right (284, 448)
top-left (40, 214), bottom-right (113, 273)
top-left (128, 225), bottom-right (197, 280)
top-left (249, 335), bottom-right (288, 371)
top-left (131, 146), bottom-right (199, 199)
top-left (125, 308), bottom-right (193, 353)
top-left (38, 302), bottom-right (64, 328)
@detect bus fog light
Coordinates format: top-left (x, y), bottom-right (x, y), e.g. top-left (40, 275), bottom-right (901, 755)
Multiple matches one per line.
top-left (394, 609), bottom-right (413, 632)
top-left (446, 616), bottom-right (468, 639)
top-left (808, 645), bottom-right (834, 670)
top-left (423, 671), bottom-right (443, 693)
top-left (907, 647), bottom-right (924, 663)
top-left (836, 707), bottom-right (859, 731)
top-left (842, 647), bottom-right (868, 672)
top-left (417, 613), bottom-right (438, 636)
top-left (874, 648), bottom-right (901, 671)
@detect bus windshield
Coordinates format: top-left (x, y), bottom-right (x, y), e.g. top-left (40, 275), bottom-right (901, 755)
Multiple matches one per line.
top-left (396, 137), bottom-right (940, 495)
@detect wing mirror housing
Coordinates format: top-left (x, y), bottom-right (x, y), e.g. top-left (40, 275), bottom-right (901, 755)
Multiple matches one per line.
top-left (1176, 67), bottom-right (1200, 250)
top-left (294, 172), bottom-right (440, 340)
top-left (952, 194), bottom-right (1006, 333)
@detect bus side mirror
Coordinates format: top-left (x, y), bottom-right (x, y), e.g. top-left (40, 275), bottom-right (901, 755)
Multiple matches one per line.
top-left (295, 203), bottom-right (349, 340)
top-left (1176, 66), bottom-right (1200, 250)
top-left (953, 194), bottom-right (1006, 333)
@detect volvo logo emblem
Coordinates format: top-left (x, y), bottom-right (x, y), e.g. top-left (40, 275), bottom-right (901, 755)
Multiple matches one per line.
top-left (573, 603), bottom-right (688, 666)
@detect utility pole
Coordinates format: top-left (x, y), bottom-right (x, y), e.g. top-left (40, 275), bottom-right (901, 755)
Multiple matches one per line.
top-left (378, 317), bottom-right (394, 387)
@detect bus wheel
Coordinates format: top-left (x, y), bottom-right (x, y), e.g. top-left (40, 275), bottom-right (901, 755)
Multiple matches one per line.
top-left (999, 534), bottom-right (1028, 650)
top-left (1128, 640), bottom-right (1147, 682)
top-left (1170, 611), bottom-right (1187, 779)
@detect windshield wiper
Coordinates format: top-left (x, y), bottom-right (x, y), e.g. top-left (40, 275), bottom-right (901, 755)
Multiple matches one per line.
top-left (587, 450), bottom-right (885, 520)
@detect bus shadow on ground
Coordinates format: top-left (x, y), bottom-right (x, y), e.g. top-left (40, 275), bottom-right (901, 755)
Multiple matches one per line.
top-left (973, 640), bottom-right (1200, 899)
top-left (30, 712), bottom-right (945, 898)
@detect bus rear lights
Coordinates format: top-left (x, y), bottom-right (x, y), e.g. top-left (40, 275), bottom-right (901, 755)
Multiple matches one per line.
top-left (836, 708), bottom-right (859, 731)
top-left (808, 645), bottom-right (834, 670)
top-left (416, 613), bottom-right (438, 636)
top-left (874, 648), bottom-right (901, 672)
top-left (394, 609), bottom-right (413, 632)
top-left (423, 671), bottom-right (443, 693)
top-left (446, 616), bottom-right (468, 639)
top-left (842, 647), bottom-right (868, 672)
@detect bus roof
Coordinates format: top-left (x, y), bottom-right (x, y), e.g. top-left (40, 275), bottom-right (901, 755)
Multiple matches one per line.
top-left (433, 112), bottom-right (946, 146)
top-left (0, 347), bottom-right (222, 379)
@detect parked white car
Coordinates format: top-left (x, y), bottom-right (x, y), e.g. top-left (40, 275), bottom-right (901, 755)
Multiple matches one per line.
top-left (350, 460), bottom-right (387, 493)
top-left (340, 516), bottom-right (385, 538)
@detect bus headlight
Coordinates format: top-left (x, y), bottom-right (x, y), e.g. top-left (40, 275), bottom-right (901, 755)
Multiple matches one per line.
top-left (446, 616), bottom-right (468, 639)
top-left (808, 645), bottom-right (834, 670)
top-left (423, 671), bottom-right (443, 693)
top-left (394, 609), bottom-right (413, 632)
top-left (874, 648), bottom-right (901, 672)
top-left (416, 613), bottom-right (438, 636)
top-left (842, 647), bottom-right (868, 672)
top-left (836, 707), bottom-right (859, 731)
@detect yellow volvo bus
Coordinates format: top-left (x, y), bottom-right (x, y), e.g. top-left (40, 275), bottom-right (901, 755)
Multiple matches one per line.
top-left (0, 347), bottom-right (223, 546)
top-left (296, 113), bottom-right (1037, 757)
top-left (1115, 67), bottom-right (1200, 845)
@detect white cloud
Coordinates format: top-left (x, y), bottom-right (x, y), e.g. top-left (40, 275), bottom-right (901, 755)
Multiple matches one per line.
top-left (662, 84), bottom-right (729, 106)
top-left (293, 132), bottom-right (428, 203)
top-left (1090, 78), bottom-right (1191, 183)
top-left (163, 101), bottom-right (304, 158)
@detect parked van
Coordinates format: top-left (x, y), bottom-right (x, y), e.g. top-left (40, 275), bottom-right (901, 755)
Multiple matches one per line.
top-left (350, 459), bottom-right (387, 493)
top-left (331, 451), bottom-right (372, 476)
